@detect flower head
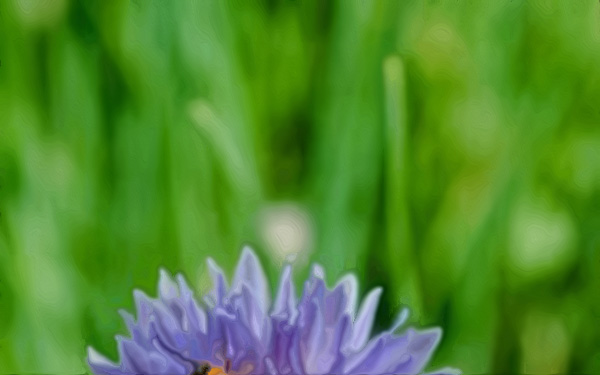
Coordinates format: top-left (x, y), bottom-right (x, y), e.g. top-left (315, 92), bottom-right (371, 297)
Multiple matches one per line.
top-left (88, 247), bottom-right (457, 375)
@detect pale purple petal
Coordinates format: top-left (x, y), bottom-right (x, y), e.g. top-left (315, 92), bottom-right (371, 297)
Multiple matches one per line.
top-left (87, 347), bottom-right (127, 375)
top-left (206, 257), bottom-right (228, 307)
top-left (347, 287), bottom-right (382, 353)
top-left (271, 265), bottom-right (297, 322)
top-left (424, 367), bottom-right (462, 375)
top-left (231, 246), bottom-right (271, 311)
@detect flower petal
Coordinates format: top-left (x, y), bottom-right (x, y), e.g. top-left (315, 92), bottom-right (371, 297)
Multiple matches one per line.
top-left (393, 328), bottom-right (442, 374)
top-left (87, 347), bottom-right (126, 375)
top-left (347, 286), bottom-right (382, 353)
top-left (424, 367), bottom-right (462, 375)
top-left (272, 265), bottom-right (297, 322)
top-left (158, 268), bottom-right (179, 301)
top-left (326, 274), bottom-right (358, 325)
top-left (206, 257), bottom-right (228, 307)
top-left (231, 246), bottom-right (270, 311)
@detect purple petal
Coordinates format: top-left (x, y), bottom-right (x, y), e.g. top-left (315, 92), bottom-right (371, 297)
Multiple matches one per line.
top-left (158, 268), bottom-right (179, 301)
top-left (393, 328), bottom-right (442, 374)
top-left (87, 347), bottom-right (127, 375)
top-left (206, 257), bottom-right (228, 307)
top-left (345, 327), bottom-right (441, 375)
top-left (347, 286), bottom-right (382, 353)
top-left (325, 274), bottom-right (357, 325)
top-left (272, 265), bottom-right (297, 322)
top-left (424, 367), bottom-right (462, 375)
top-left (231, 246), bottom-right (270, 311)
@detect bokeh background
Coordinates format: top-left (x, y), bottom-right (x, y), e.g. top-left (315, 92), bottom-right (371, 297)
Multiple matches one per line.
top-left (1, 1), bottom-right (600, 373)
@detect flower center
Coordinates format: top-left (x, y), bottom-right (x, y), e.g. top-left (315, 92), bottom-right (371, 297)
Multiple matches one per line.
top-left (193, 363), bottom-right (227, 375)
top-left (207, 368), bottom-right (225, 375)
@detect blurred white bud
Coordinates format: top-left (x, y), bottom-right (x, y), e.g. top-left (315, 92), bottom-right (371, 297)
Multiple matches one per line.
top-left (508, 194), bottom-right (576, 283)
top-left (258, 202), bottom-right (313, 264)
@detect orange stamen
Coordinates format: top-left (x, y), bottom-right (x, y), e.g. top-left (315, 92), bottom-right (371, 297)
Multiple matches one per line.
top-left (207, 367), bottom-right (226, 375)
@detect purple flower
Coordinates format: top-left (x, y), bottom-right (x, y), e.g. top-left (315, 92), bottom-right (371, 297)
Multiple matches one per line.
top-left (88, 247), bottom-right (458, 375)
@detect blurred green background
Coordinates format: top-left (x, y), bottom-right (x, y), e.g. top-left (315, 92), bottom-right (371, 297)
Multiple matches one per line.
top-left (1, 0), bottom-right (600, 374)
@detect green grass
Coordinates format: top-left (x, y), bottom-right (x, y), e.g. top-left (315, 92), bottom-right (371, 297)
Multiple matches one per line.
top-left (1, 1), bottom-right (600, 373)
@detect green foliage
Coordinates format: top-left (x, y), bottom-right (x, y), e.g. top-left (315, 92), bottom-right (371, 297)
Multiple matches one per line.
top-left (1, 1), bottom-right (599, 373)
